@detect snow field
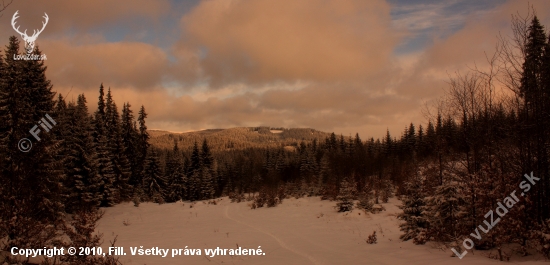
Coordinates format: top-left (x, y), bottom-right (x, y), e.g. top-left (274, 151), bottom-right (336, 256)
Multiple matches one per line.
top-left (97, 197), bottom-right (547, 265)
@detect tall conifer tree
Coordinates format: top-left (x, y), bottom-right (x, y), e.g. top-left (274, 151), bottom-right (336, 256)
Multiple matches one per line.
top-left (0, 40), bottom-right (64, 248)
top-left (105, 88), bottom-right (131, 201)
top-left (64, 95), bottom-right (102, 212)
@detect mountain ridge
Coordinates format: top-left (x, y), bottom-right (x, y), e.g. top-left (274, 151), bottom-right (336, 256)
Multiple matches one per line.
top-left (149, 127), bottom-right (336, 152)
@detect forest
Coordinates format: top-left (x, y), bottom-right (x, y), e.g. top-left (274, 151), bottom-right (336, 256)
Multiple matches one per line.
top-left (0, 6), bottom-right (550, 265)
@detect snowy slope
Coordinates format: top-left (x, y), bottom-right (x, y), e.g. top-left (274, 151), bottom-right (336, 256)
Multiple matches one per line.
top-left (97, 197), bottom-right (547, 265)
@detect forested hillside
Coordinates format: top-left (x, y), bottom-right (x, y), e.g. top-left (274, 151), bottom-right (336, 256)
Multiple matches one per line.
top-left (149, 127), bottom-right (333, 151)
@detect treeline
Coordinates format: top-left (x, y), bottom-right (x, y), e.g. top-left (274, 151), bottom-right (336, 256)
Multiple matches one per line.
top-left (154, 128), bottom-right (417, 206)
top-left (397, 13), bottom-right (550, 259)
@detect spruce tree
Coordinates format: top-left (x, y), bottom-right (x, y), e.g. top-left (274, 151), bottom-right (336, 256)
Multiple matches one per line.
top-left (520, 16), bottom-right (547, 105)
top-left (121, 102), bottom-right (140, 188)
top-left (135, 105), bottom-right (150, 192)
top-left (0, 40), bottom-right (64, 249)
top-left (200, 170), bottom-right (215, 200)
top-left (356, 183), bottom-right (374, 212)
top-left (398, 175), bottom-right (428, 243)
top-left (53, 94), bottom-right (70, 189)
top-left (105, 88), bottom-right (131, 201)
top-left (137, 105), bottom-right (150, 154)
top-left (518, 16), bottom-right (549, 226)
top-left (142, 148), bottom-right (166, 203)
top-left (94, 84), bottom-right (106, 136)
top-left (191, 140), bottom-right (201, 172)
top-left (165, 141), bottom-right (187, 202)
top-left (424, 173), bottom-right (467, 242)
top-left (55, 94), bottom-right (67, 117)
top-left (64, 95), bottom-right (102, 212)
top-left (336, 178), bottom-right (356, 212)
top-left (95, 132), bottom-right (117, 207)
top-left (188, 171), bottom-right (200, 201)
top-left (425, 121), bottom-right (436, 156)
top-left (201, 139), bottom-right (213, 170)
top-left (94, 85), bottom-right (117, 207)
top-left (380, 179), bottom-right (393, 203)
top-left (200, 139), bottom-right (215, 199)
top-left (188, 141), bottom-right (201, 200)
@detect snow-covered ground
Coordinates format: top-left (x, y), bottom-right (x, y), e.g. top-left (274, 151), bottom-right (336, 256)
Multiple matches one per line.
top-left (97, 197), bottom-right (547, 265)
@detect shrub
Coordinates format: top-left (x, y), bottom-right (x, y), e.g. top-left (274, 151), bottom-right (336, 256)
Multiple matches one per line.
top-left (357, 194), bottom-right (374, 212)
top-left (229, 192), bottom-right (245, 203)
top-left (366, 231), bottom-right (377, 244)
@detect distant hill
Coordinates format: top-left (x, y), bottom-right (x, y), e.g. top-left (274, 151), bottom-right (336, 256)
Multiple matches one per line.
top-left (149, 127), bottom-right (334, 152)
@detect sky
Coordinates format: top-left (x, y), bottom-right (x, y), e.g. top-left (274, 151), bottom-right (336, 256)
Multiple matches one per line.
top-left (0, 0), bottom-right (549, 139)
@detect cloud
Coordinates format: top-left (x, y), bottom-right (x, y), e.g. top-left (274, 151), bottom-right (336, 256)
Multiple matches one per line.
top-left (177, 0), bottom-right (400, 87)
top-left (401, 0), bottom-right (550, 95)
top-left (0, 0), bottom-right (170, 35)
top-left (39, 38), bottom-right (170, 90)
top-left (2, 0), bottom-right (550, 140)
top-left (382, 0), bottom-right (550, 129)
top-left (162, 0), bottom-right (421, 137)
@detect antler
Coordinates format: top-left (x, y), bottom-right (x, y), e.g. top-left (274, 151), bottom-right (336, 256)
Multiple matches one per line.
top-left (31, 13), bottom-right (49, 38)
top-left (10, 11), bottom-right (49, 39)
top-left (11, 10), bottom-right (28, 37)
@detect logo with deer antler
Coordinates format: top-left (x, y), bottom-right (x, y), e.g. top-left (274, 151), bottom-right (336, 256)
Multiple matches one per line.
top-left (11, 10), bottom-right (49, 56)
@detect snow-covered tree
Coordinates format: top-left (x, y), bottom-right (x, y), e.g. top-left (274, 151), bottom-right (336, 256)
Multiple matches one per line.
top-left (424, 173), bottom-right (468, 242)
top-left (336, 178), bottom-right (356, 212)
top-left (380, 179), bottom-right (393, 203)
top-left (142, 148), bottom-right (166, 203)
top-left (105, 88), bottom-right (131, 201)
top-left (95, 133), bottom-right (117, 207)
top-left (398, 174), bottom-right (428, 243)
top-left (165, 141), bottom-right (187, 202)
top-left (63, 95), bottom-right (102, 212)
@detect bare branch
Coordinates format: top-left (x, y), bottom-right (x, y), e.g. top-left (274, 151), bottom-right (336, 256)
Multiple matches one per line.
top-left (0, 0), bottom-right (13, 17)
